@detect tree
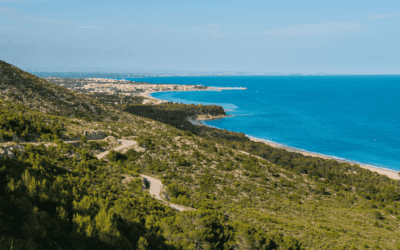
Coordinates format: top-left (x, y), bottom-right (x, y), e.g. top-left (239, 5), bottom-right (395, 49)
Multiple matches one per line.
top-left (137, 237), bottom-right (149, 250)
top-left (372, 211), bottom-right (383, 220)
top-left (106, 150), bottom-right (126, 162)
top-left (81, 136), bottom-right (87, 143)
top-left (200, 170), bottom-right (215, 193)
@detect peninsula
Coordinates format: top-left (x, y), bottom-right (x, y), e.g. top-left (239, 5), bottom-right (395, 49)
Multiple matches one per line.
top-left (45, 77), bottom-right (246, 105)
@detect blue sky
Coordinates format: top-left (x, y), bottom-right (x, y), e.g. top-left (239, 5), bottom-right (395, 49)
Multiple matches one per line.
top-left (1, 0), bottom-right (399, 74)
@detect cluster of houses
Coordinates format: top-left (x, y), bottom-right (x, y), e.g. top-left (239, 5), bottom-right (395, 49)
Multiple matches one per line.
top-left (73, 80), bottom-right (205, 96)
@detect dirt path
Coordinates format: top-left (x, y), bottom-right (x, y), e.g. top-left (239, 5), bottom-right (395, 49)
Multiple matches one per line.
top-left (140, 174), bottom-right (194, 212)
top-left (141, 174), bottom-right (163, 200)
top-left (238, 150), bottom-right (265, 160)
top-left (96, 139), bottom-right (139, 159)
top-left (95, 140), bottom-right (193, 211)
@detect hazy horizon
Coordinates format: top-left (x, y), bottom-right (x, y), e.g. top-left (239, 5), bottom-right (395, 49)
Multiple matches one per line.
top-left (30, 71), bottom-right (400, 77)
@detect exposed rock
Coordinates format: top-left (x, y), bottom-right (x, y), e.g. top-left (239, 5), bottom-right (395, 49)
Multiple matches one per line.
top-left (194, 114), bottom-right (228, 121)
top-left (0, 144), bottom-right (23, 159)
top-left (103, 136), bottom-right (119, 146)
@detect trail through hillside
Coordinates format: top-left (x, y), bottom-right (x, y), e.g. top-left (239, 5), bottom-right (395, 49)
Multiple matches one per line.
top-left (96, 139), bottom-right (138, 159)
top-left (140, 174), bottom-right (194, 211)
top-left (95, 140), bottom-right (194, 211)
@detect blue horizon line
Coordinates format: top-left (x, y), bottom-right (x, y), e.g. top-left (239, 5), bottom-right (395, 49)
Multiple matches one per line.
top-left (31, 72), bottom-right (400, 77)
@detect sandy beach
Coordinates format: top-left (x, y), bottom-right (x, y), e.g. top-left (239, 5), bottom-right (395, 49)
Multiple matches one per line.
top-left (141, 87), bottom-right (245, 105)
top-left (247, 136), bottom-right (400, 180)
top-left (141, 91), bottom-right (168, 104)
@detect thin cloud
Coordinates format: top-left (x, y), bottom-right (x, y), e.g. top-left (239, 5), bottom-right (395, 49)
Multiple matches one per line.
top-left (0, 0), bottom-right (47, 2)
top-left (259, 21), bottom-right (360, 36)
top-left (78, 26), bottom-right (100, 30)
top-left (191, 24), bottom-right (225, 37)
top-left (369, 14), bottom-right (398, 20)
top-left (123, 49), bottom-right (138, 53)
top-left (0, 5), bottom-right (66, 25)
top-left (192, 24), bottom-right (219, 32)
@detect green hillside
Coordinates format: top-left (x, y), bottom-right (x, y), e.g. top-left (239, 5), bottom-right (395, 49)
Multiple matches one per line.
top-left (0, 60), bottom-right (134, 123)
top-left (0, 61), bottom-right (399, 250)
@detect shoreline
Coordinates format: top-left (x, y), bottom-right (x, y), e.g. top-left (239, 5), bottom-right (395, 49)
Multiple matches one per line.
top-left (143, 87), bottom-right (245, 104)
top-left (192, 115), bottom-right (400, 181)
top-left (143, 88), bottom-right (400, 181)
top-left (245, 136), bottom-right (400, 180)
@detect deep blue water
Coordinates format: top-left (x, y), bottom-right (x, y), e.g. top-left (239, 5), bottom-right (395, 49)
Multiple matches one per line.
top-left (126, 76), bottom-right (400, 171)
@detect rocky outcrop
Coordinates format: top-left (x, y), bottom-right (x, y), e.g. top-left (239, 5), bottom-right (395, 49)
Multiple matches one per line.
top-left (0, 144), bottom-right (24, 159)
top-left (195, 114), bottom-right (228, 120)
top-left (104, 136), bottom-right (119, 145)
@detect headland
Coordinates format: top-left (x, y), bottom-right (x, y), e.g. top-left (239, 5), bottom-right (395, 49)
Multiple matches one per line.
top-left (45, 77), bottom-right (246, 105)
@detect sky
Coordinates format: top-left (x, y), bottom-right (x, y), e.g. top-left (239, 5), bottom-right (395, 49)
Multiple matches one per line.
top-left (1, 0), bottom-right (400, 74)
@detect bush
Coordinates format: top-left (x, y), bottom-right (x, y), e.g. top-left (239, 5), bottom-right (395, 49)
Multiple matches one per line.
top-left (81, 135), bottom-right (87, 143)
top-left (41, 133), bottom-right (51, 142)
top-left (136, 137), bottom-right (154, 149)
top-left (176, 157), bottom-right (189, 167)
top-left (0, 129), bottom-right (13, 141)
top-left (167, 182), bottom-right (188, 198)
top-left (54, 139), bottom-right (64, 144)
top-left (372, 211), bottom-right (383, 220)
top-left (107, 150), bottom-right (126, 162)
top-left (372, 221), bottom-right (380, 227)
top-left (125, 149), bottom-right (142, 161)
top-left (89, 141), bottom-right (102, 150)
top-left (223, 186), bottom-right (237, 196)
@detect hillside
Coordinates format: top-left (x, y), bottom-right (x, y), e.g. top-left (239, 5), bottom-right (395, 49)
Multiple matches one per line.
top-left (0, 61), bottom-right (400, 250)
top-left (0, 60), bottom-right (133, 123)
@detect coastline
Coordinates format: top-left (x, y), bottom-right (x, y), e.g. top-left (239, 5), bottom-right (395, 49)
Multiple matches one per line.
top-left (192, 115), bottom-right (400, 181)
top-left (246, 136), bottom-right (400, 180)
top-left (141, 91), bottom-right (168, 104)
top-left (143, 88), bottom-right (400, 181)
top-left (142, 87), bottom-right (245, 104)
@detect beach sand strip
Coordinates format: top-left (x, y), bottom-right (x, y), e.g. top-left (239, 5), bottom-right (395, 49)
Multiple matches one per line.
top-left (248, 137), bottom-right (400, 181)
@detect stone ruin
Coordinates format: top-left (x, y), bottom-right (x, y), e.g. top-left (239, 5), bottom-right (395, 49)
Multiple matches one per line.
top-left (83, 130), bottom-right (107, 140)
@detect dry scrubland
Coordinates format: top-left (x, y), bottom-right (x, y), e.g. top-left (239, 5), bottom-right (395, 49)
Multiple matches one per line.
top-left (0, 60), bottom-right (400, 249)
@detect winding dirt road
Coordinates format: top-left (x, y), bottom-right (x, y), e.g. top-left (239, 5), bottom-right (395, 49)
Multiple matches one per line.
top-left (95, 140), bottom-right (193, 212)
top-left (141, 174), bottom-right (194, 211)
top-left (96, 139), bottom-right (139, 159)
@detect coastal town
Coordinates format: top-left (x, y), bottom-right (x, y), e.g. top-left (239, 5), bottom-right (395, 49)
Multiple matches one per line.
top-left (45, 77), bottom-right (246, 104)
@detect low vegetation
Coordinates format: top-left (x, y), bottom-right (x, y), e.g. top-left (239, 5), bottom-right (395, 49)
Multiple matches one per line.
top-left (0, 60), bottom-right (400, 249)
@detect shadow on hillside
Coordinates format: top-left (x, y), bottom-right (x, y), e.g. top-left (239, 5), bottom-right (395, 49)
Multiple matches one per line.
top-left (124, 104), bottom-right (249, 143)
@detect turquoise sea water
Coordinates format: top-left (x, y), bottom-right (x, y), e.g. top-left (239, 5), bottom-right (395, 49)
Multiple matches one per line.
top-left (125, 76), bottom-right (400, 172)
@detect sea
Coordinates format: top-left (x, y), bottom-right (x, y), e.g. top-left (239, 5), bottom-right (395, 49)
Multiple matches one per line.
top-left (123, 75), bottom-right (400, 172)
